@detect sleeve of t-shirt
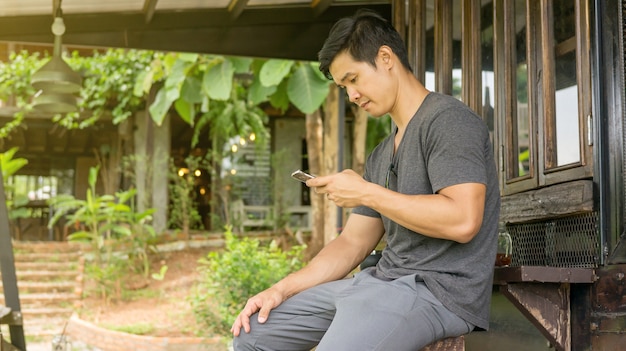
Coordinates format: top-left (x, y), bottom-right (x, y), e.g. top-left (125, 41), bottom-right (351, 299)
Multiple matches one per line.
top-left (424, 106), bottom-right (489, 194)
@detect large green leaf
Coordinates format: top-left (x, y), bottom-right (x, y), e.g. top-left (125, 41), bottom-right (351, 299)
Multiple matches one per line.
top-left (287, 64), bottom-right (331, 114)
top-left (175, 98), bottom-right (195, 125)
top-left (181, 76), bottom-right (203, 103)
top-left (248, 78), bottom-right (277, 105)
top-left (268, 80), bottom-right (290, 112)
top-left (0, 147), bottom-right (28, 179)
top-left (230, 57), bottom-right (253, 73)
top-left (259, 59), bottom-right (293, 87)
top-left (149, 58), bottom-right (189, 125)
top-left (149, 88), bottom-right (178, 126)
top-left (203, 60), bottom-right (235, 101)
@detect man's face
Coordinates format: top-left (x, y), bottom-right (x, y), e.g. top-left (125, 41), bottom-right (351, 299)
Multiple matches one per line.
top-left (329, 50), bottom-right (394, 117)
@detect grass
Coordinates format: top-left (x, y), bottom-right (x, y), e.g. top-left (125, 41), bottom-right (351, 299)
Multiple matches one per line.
top-left (102, 322), bottom-right (156, 335)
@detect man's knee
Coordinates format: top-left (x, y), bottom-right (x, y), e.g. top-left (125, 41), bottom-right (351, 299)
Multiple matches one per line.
top-left (232, 332), bottom-right (256, 351)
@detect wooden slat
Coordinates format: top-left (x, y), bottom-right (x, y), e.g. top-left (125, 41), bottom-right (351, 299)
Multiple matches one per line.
top-left (500, 179), bottom-right (594, 223)
top-left (310, 0), bottom-right (333, 17)
top-left (434, 0), bottom-right (453, 94)
top-left (142, 0), bottom-right (158, 24)
top-left (420, 336), bottom-right (465, 351)
top-left (227, 0), bottom-right (249, 20)
top-left (461, 0), bottom-right (481, 112)
top-left (493, 266), bottom-right (596, 285)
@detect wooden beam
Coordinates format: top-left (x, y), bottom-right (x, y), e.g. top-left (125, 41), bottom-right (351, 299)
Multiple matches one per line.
top-left (500, 179), bottom-right (594, 223)
top-left (0, 5), bottom-right (392, 61)
top-left (227, 0), bottom-right (249, 20)
top-left (311, 0), bottom-right (333, 17)
top-left (143, 0), bottom-right (159, 23)
top-left (501, 283), bottom-right (571, 351)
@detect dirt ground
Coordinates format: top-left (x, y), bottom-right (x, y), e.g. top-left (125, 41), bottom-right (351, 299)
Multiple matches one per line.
top-left (77, 246), bottom-right (216, 338)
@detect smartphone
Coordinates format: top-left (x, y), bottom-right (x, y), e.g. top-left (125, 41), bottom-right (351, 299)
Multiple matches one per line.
top-left (291, 170), bottom-right (315, 183)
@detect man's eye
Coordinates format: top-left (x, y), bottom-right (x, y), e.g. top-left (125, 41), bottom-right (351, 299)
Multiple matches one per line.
top-left (350, 77), bottom-right (357, 83)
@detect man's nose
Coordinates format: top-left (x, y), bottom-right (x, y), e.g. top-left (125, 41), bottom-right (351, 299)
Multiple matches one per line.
top-left (346, 87), bottom-right (360, 103)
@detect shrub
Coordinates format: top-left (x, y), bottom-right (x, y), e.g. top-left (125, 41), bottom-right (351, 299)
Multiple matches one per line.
top-left (191, 227), bottom-right (305, 335)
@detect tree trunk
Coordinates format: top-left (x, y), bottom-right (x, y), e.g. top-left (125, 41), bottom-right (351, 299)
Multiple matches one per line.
top-left (344, 105), bottom-right (369, 228)
top-left (305, 109), bottom-right (324, 259)
top-left (351, 106), bottom-right (368, 176)
top-left (322, 85), bottom-right (339, 245)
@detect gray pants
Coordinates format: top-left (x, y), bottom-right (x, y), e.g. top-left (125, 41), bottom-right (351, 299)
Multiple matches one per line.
top-left (233, 268), bottom-right (473, 351)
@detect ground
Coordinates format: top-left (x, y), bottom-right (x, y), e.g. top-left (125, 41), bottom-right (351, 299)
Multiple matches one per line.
top-left (77, 246), bottom-right (216, 338)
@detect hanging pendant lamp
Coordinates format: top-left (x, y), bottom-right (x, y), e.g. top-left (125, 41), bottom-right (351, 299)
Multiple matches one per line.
top-left (32, 1), bottom-right (82, 113)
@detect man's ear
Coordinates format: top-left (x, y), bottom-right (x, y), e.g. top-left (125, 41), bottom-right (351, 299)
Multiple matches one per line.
top-left (378, 46), bottom-right (394, 69)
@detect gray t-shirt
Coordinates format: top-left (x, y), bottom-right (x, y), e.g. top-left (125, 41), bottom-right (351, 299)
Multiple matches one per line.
top-left (352, 92), bottom-right (500, 330)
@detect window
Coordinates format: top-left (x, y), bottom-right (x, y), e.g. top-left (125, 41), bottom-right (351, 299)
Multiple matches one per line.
top-left (406, 0), bottom-right (592, 196)
top-left (501, 0), bottom-right (592, 194)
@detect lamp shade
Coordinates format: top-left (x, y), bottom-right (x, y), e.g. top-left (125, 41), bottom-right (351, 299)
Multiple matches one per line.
top-left (31, 55), bottom-right (82, 94)
top-left (32, 92), bottom-right (78, 114)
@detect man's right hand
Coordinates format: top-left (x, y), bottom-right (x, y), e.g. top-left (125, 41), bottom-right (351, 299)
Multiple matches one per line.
top-left (231, 286), bottom-right (286, 336)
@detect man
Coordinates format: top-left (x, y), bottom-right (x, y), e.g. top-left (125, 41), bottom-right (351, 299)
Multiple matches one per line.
top-left (232, 9), bottom-right (500, 351)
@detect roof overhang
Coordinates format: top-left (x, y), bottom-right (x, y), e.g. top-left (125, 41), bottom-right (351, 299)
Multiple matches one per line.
top-left (0, 1), bottom-right (391, 61)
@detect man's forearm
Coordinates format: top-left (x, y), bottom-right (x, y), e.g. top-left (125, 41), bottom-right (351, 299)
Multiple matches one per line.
top-left (272, 235), bottom-right (369, 298)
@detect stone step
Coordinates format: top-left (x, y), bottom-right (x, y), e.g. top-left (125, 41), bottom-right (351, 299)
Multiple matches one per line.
top-left (21, 307), bottom-right (76, 318)
top-left (12, 241), bottom-right (87, 254)
top-left (1, 270), bottom-right (80, 282)
top-left (21, 316), bottom-right (73, 338)
top-left (0, 293), bottom-right (79, 307)
top-left (14, 261), bottom-right (78, 271)
top-left (0, 281), bottom-right (77, 294)
top-left (13, 252), bottom-right (82, 263)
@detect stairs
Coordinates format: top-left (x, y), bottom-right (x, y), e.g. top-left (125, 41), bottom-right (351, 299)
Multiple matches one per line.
top-left (0, 241), bottom-right (85, 341)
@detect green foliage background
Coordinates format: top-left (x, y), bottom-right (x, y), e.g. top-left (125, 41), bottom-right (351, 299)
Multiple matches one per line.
top-left (191, 228), bottom-right (305, 335)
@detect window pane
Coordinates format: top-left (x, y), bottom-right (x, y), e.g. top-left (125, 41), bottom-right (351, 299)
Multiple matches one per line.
top-left (510, 0), bottom-right (531, 178)
top-left (452, 1), bottom-right (462, 100)
top-left (481, 1), bottom-right (495, 142)
top-left (551, 0), bottom-right (580, 166)
top-left (424, 0), bottom-right (435, 91)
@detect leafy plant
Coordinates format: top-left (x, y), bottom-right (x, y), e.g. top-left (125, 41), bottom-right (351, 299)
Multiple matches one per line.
top-left (167, 157), bottom-right (203, 235)
top-left (48, 166), bottom-right (157, 301)
top-left (190, 226), bottom-right (305, 335)
top-left (0, 147), bottom-right (30, 220)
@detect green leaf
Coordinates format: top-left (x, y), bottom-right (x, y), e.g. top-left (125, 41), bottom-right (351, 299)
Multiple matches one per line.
top-left (248, 78), bottom-right (277, 105)
top-left (259, 59), bottom-right (293, 87)
top-left (287, 64), bottom-right (331, 114)
top-left (149, 88), bottom-right (175, 126)
top-left (133, 69), bottom-right (154, 97)
top-left (203, 59), bottom-right (234, 101)
top-left (178, 53), bottom-right (199, 63)
top-left (174, 98), bottom-right (195, 125)
top-left (268, 79), bottom-right (290, 112)
top-left (229, 57), bottom-right (253, 73)
top-left (181, 76), bottom-right (203, 103)
top-left (88, 166), bottom-right (100, 190)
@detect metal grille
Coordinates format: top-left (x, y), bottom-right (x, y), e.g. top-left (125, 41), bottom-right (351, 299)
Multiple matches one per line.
top-left (507, 212), bottom-right (600, 268)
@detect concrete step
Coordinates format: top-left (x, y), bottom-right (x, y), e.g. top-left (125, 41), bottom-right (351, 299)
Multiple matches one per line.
top-left (21, 307), bottom-right (76, 319)
top-left (1, 270), bottom-right (80, 282)
top-left (12, 241), bottom-right (87, 254)
top-left (14, 261), bottom-right (78, 271)
top-left (0, 281), bottom-right (77, 294)
top-left (0, 293), bottom-right (79, 309)
top-left (22, 316), bottom-right (73, 338)
top-left (13, 252), bottom-right (82, 263)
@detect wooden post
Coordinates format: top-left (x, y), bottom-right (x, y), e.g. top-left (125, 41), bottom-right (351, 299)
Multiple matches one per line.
top-left (0, 169), bottom-right (26, 351)
top-left (322, 85), bottom-right (340, 244)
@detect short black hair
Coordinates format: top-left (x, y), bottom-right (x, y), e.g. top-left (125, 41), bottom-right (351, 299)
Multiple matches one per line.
top-left (318, 9), bottom-right (412, 80)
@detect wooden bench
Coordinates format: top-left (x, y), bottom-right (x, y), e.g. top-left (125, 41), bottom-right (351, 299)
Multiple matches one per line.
top-left (420, 335), bottom-right (465, 350)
